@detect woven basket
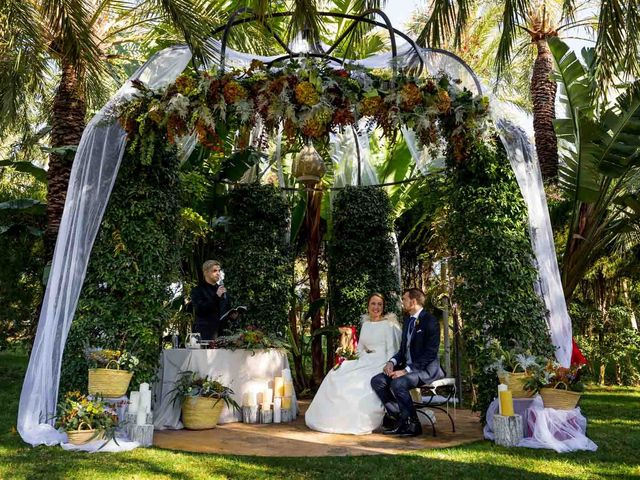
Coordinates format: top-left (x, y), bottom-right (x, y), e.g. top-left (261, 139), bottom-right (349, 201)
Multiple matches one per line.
top-left (498, 371), bottom-right (533, 398)
top-left (88, 360), bottom-right (133, 397)
top-left (66, 423), bottom-right (105, 445)
top-left (182, 396), bottom-right (225, 430)
top-left (540, 385), bottom-right (582, 410)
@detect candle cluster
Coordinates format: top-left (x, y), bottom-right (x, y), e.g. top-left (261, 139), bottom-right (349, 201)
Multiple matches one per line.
top-left (243, 368), bottom-right (295, 424)
top-left (128, 383), bottom-right (152, 425)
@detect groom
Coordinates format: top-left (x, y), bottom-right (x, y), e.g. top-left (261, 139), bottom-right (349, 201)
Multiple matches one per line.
top-left (371, 288), bottom-right (444, 436)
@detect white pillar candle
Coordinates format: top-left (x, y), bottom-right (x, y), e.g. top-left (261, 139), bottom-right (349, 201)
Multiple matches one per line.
top-left (273, 397), bottom-right (282, 423)
top-left (283, 381), bottom-right (294, 397)
top-left (282, 396), bottom-right (292, 409)
top-left (128, 391), bottom-right (140, 414)
top-left (273, 377), bottom-right (284, 397)
top-left (136, 399), bottom-right (147, 425)
top-left (247, 390), bottom-right (257, 407)
top-left (262, 388), bottom-right (273, 404)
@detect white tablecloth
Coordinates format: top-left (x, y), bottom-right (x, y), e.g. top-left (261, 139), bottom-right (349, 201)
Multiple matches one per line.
top-left (153, 348), bottom-right (297, 429)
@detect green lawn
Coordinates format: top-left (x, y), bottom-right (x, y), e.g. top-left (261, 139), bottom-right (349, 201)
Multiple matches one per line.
top-left (1, 352), bottom-right (638, 480)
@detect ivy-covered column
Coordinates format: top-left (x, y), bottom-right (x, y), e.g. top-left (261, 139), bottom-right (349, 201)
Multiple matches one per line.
top-left (329, 186), bottom-right (400, 326)
top-left (61, 142), bottom-right (182, 393)
top-left (444, 124), bottom-right (552, 418)
top-left (223, 184), bottom-right (292, 336)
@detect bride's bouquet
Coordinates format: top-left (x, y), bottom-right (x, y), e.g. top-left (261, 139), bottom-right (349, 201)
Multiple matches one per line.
top-left (333, 346), bottom-right (359, 370)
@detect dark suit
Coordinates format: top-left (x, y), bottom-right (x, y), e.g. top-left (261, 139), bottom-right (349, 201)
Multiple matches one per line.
top-left (190, 282), bottom-right (230, 340)
top-left (371, 309), bottom-right (444, 421)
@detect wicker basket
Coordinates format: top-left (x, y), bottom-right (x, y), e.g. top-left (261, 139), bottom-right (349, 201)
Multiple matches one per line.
top-left (66, 423), bottom-right (105, 445)
top-left (182, 396), bottom-right (226, 430)
top-left (498, 371), bottom-right (534, 398)
top-left (540, 385), bottom-right (582, 410)
top-left (88, 360), bottom-right (133, 397)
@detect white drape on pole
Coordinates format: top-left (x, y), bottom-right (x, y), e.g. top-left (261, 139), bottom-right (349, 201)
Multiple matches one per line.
top-left (18, 46), bottom-right (193, 446)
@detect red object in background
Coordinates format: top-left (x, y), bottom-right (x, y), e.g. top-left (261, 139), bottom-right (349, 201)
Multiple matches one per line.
top-left (334, 326), bottom-right (359, 364)
top-left (571, 338), bottom-right (588, 366)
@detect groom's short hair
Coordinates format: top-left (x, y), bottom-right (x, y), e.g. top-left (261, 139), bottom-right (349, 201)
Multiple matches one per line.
top-left (403, 288), bottom-right (425, 306)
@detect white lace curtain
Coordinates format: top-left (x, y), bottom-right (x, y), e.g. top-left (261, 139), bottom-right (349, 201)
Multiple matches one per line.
top-left (18, 39), bottom-right (572, 447)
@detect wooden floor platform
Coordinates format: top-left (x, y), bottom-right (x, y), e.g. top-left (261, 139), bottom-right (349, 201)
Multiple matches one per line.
top-left (153, 401), bottom-right (484, 457)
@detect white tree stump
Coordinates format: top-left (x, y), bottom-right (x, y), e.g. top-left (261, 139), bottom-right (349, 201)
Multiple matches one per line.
top-left (129, 424), bottom-right (154, 447)
top-left (494, 414), bottom-right (523, 447)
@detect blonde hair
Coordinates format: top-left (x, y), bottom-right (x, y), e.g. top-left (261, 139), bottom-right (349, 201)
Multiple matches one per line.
top-left (202, 260), bottom-right (221, 272)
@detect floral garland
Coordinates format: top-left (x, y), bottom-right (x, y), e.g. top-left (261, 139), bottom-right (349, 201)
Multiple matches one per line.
top-left (115, 59), bottom-right (489, 161)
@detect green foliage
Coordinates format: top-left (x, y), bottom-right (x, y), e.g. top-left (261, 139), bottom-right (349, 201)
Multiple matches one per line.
top-left (0, 168), bottom-right (46, 349)
top-left (445, 126), bottom-right (552, 419)
top-left (60, 142), bottom-right (181, 393)
top-left (329, 186), bottom-right (401, 325)
top-left (223, 184), bottom-right (292, 337)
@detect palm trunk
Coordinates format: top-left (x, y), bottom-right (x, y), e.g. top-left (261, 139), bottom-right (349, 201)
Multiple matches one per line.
top-left (531, 38), bottom-right (559, 182)
top-left (46, 63), bottom-right (86, 256)
top-left (306, 189), bottom-right (324, 389)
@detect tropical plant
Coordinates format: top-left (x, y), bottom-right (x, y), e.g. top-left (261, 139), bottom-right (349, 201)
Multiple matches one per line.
top-left (0, 0), bottom-right (228, 253)
top-left (170, 371), bottom-right (240, 412)
top-left (550, 37), bottom-right (640, 301)
top-left (413, 0), bottom-right (640, 182)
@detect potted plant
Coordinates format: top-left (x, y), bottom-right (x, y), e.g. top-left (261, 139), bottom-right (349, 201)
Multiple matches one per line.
top-left (525, 362), bottom-right (585, 409)
top-left (485, 344), bottom-right (547, 398)
top-left (55, 391), bottom-right (119, 445)
top-left (85, 348), bottom-right (139, 397)
top-left (171, 371), bottom-right (240, 430)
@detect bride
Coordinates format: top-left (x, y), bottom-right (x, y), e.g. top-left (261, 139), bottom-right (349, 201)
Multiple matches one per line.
top-left (305, 293), bottom-right (402, 434)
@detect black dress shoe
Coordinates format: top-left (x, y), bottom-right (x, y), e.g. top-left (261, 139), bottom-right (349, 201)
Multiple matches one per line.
top-left (397, 418), bottom-right (423, 437)
top-left (382, 420), bottom-right (403, 435)
top-left (382, 414), bottom-right (398, 429)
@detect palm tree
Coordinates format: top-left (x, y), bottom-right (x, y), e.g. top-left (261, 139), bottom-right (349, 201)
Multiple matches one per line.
top-left (0, 0), bottom-right (226, 255)
top-left (550, 37), bottom-right (640, 301)
top-left (414, 0), bottom-right (640, 183)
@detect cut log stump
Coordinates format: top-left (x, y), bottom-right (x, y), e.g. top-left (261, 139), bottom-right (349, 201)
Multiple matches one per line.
top-left (494, 414), bottom-right (523, 447)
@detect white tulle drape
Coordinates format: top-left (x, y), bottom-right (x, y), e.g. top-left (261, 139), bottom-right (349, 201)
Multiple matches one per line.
top-left (18, 45), bottom-right (193, 447)
top-left (18, 36), bottom-right (572, 448)
top-left (493, 104), bottom-right (573, 367)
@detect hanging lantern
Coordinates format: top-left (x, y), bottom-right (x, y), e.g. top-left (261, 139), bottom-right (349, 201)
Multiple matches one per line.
top-left (293, 142), bottom-right (326, 189)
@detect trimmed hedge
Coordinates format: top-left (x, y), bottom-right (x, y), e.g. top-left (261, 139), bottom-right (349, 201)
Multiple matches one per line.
top-left (223, 184), bottom-right (292, 336)
top-left (445, 126), bottom-right (553, 418)
top-left (60, 142), bottom-right (181, 393)
top-left (329, 186), bottom-right (401, 325)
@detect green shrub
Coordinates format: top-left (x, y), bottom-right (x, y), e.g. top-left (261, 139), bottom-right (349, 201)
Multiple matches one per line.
top-left (328, 186), bottom-right (401, 325)
top-left (60, 142), bottom-right (181, 393)
top-left (445, 127), bottom-right (552, 419)
top-left (223, 184), bottom-right (292, 336)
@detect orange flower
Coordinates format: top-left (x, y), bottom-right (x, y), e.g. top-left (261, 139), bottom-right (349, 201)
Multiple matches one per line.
top-left (360, 96), bottom-right (383, 117)
top-left (223, 80), bottom-right (247, 104)
top-left (295, 81), bottom-right (320, 106)
top-left (401, 83), bottom-right (423, 111)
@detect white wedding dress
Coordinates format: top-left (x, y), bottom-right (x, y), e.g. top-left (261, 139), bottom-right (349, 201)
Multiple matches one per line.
top-left (305, 314), bottom-right (402, 434)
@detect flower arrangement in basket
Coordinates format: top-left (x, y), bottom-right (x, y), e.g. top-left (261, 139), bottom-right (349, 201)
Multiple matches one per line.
top-left (55, 391), bottom-right (118, 445)
top-left (209, 326), bottom-right (289, 352)
top-left (485, 344), bottom-right (547, 398)
top-left (170, 371), bottom-right (240, 430)
top-left (524, 362), bottom-right (585, 410)
top-left (85, 348), bottom-right (139, 397)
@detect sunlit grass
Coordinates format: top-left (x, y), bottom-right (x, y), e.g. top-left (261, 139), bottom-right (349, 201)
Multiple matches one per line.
top-left (1, 351), bottom-right (639, 480)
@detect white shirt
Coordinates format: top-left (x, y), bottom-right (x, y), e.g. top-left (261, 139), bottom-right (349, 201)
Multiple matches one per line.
top-left (390, 308), bottom-right (422, 372)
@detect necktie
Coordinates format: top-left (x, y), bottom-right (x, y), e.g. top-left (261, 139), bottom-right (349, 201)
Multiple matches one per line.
top-left (408, 316), bottom-right (416, 338)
